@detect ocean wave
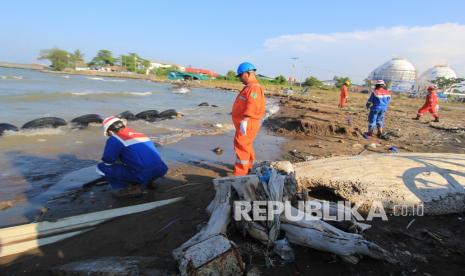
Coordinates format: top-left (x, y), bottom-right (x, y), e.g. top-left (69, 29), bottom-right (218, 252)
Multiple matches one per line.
top-left (86, 77), bottom-right (104, 81)
top-left (172, 87), bottom-right (191, 94)
top-left (3, 128), bottom-right (66, 137)
top-left (71, 91), bottom-right (152, 96)
top-left (86, 76), bottom-right (126, 82)
top-left (150, 124), bottom-right (232, 145)
top-left (0, 75), bottom-right (23, 80)
top-left (0, 91), bottom-right (153, 102)
top-left (128, 92), bottom-right (152, 96)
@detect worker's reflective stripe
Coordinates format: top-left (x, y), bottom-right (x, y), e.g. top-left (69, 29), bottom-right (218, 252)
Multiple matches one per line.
top-left (239, 96), bottom-right (247, 101)
top-left (96, 166), bottom-right (105, 176)
top-left (235, 159), bottom-right (249, 165)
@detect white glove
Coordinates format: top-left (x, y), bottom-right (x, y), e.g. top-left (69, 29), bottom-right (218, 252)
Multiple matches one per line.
top-left (240, 120), bottom-right (248, 135)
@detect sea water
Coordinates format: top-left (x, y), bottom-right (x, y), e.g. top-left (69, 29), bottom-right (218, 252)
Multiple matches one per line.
top-left (0, 67), bottom-right (282, 226)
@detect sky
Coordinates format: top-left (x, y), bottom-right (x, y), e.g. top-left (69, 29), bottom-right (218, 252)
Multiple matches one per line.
top-left (1, 0), bottom-right (465, 83)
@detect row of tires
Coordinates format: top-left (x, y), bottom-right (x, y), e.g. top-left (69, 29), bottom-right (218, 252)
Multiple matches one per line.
top-left (0, 109), bottom-right (179, 136)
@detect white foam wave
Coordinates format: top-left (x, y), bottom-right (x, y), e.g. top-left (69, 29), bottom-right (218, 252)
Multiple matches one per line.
top-left (0, 75), bottom-right (23, 80)
top-left (71, 92), bottom-right (91, 96)
top-left (172, 87), bottom-right (191, 94)
top-left (86, 77), bottom-right (104, 81)
top-left (102, 79), bottom-right (126, 82)
top-left (85, 76), bottom-right (126, 82)
top-left (149, 123), bottom-right (233, 145)
top-left (129, 92), bottom-right (152, 96)
top-left (71, 91), bottom-right (152, 96)
top-left (4, 128), bottom-right (66, 137)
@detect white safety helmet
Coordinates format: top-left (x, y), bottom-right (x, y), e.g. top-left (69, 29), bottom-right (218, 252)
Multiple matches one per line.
top-left (375, 80), bottom-right (385, 86)
top-left (102, 116), bottom-right (125, 136)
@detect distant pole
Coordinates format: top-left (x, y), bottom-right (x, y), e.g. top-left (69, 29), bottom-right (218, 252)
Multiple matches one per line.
top-left (290, 57), bottom-right (299, 87)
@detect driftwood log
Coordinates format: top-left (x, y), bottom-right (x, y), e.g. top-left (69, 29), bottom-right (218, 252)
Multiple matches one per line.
top-left (174, 164), bottom-right (396, 272)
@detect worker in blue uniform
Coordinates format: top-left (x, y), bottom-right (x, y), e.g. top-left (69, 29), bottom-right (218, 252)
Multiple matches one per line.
top-left (365, 80), bottom-right (391, 138)
top-left (96, 116), bottom-right (168, 197)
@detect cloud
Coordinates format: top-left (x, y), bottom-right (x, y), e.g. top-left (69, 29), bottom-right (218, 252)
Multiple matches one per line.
top-left (261, 23), bottom-right (465, 82)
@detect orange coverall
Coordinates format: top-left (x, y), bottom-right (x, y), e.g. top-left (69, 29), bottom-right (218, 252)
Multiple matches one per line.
top-left (417, 91), bottom-right (439, 119)
top-left (231, 79), bottom-right (266, 176)
top-left (338, 85), bottom-right (348, 108)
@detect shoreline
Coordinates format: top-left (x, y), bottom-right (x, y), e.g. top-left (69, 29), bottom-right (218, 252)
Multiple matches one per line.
top-left (1, 63), bottom-right (288, 94)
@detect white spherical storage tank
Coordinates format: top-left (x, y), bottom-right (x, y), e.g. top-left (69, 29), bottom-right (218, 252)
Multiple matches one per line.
top-left (368, 58), bottom-right (417, 92)
top-left (416, 65), bottom-right (457, 91)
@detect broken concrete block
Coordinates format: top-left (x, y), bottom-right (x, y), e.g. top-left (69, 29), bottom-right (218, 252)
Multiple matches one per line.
top-left (270, 161), bottom-right (294, 175)
top-left (177, 234), bottom-right (244, 276)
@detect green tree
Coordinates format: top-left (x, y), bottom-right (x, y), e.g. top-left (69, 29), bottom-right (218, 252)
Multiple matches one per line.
top-left (431, 77), bottom-right (465, 92)
top-left (333, 76), bottom-right (351, 88)
top-left (121, 53), bottom-right (150, 73)
top-left (224, 70), bottom-right (238, 81)
top-left (89, 49), bottom-right (116, 67)
top-left (304, 76), bottom-right (323, 87)
top-left (152, 66), bottom-right (179, 77)
top-left (273, 75), bottom-right (288, 85)
top-left (38, 48), bottom-right (71, 71)
top-left (70, 49), bottom-right (85, 68)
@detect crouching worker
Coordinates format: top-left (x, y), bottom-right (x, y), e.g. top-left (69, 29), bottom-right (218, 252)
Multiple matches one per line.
top-left (96, 116), bottom-right (168, 198)
top-left (364, 80), bottom-right (391, 138)
top-left (413, 85), bottom-right (439, 122)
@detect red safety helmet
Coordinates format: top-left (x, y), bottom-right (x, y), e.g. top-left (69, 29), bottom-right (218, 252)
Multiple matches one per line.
top-left (102, 116), bottom-right (125, 136)
top-left (427, 85), bottom-right (438, 92)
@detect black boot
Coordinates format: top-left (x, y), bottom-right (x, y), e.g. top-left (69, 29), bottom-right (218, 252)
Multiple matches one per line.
top-left (433, 117), bottom-right (439, 123)
top-left (412, 115), bottom-right (420, 120)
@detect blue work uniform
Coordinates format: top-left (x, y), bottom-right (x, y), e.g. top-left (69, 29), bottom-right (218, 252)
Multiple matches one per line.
top-left (366, 87), bottom-right (391, 131)
top-left (96, 127), bottom-right (168, 190)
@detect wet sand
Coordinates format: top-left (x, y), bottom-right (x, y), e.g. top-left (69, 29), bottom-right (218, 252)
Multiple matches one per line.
top-left (0, 128), bottom-right (286, 274)
top-left (0, 129), bottom-right (285, 227)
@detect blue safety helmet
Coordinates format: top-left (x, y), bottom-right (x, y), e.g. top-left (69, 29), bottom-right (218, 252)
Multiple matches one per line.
top-left (236, 62), bottom-right (257, 76)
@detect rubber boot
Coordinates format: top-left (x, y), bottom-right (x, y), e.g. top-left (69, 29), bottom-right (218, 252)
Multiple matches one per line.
top-left (433, 117), bottom-right (439, 123)
top-left (363, 130), bottom-right (373, 139)
top-left (412, 114), bottom-right (420, 120)
top-left (376, 127), bottom-right (384, 138)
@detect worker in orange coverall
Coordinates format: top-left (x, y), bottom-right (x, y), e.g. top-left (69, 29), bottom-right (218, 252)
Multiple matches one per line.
top-left (413, 85), bottom-right (440, 122)
top-left (231, 62), bottom-right (266, 176)
top-left (338, 80), bottom-right (350, 108)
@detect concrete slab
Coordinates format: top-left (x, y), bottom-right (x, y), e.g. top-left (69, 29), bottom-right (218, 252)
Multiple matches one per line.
top-left (294, 153), bottom-right (465, 215)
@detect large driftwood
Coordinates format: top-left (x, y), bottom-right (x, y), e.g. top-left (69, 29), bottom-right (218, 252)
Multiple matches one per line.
top-left (1, 198), bottom-right (183, 258)
top-left (173, 180), bottom-right (245, 275)
top-left (281, 206), bottom-right (393, 264)
top-left (1, 229), bottom-right (94, 258)
top-left (304, 198), bottom-right (372, 232)
top-left (293, 153), bottom-right (465, 215)
top-left (175, 167), bottom-right (395, 271)
top-left (229, 173), bottom-right (392, 263)
top-left (173, 180), bottom-right (232, 260)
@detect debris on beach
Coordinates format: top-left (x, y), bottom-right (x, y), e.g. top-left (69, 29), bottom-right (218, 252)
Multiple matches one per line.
top-left (173, 161), bottom-right (396, 275)
top-left (0, 198), bottom-right (184, 258)
top-left (212, 147), bottom-right (223, 155)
